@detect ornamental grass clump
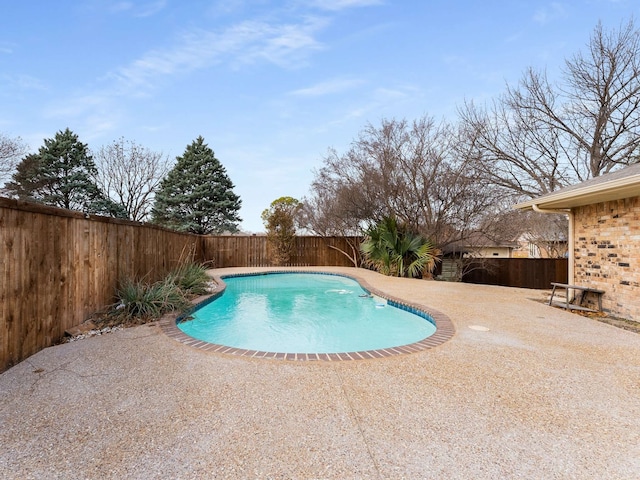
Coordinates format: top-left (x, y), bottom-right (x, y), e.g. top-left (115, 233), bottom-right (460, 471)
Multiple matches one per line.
top-left (105, 262), bottom-right (212, 326)
top-left (168, 261), bottom-right (212, 296)
top-left (115, 277), bottom-right (190, 324)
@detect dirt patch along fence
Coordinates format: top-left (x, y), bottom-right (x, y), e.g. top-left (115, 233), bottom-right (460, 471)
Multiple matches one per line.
top-left (1, 198), bottom-right (205, 372)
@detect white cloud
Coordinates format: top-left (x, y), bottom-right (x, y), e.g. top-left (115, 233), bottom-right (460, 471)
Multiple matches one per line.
top-left (289, 77), bottom-right (364, 96)
top-left (0, 74), bottom-right (47, 91)
top-left (19, 132), bottom-right (51, 152)
top-left (308, 0), bottom-right (383, 11)
top-left (0, 42), bottom-right (14, 54)
top-left (442, 54), bottom-right (474, 71)
top-left (372, 86), bottom-right (415, 100)
top-left (239, 20), bottom-right (326, 68)
top-left (134, 1), bottom-right (168, 18)
top-left (207, 0), bottom-right (249, 17)
top-left (505, 31), bottom-right (524, 44)
top-left (83, 115), bottom-right (120, 141)
top-left (533, 3), bottom-right (567, 25)
top-left (107, 0), bottom-right (167, 17)
top-left (109, 18), bottom-right (326, 95)
top-left (311, 83), bottom-right (421, 131)
top-left (39, 14), bottom-right (328, 141)
top-left (44, 95), bottom-right (107, 118)
top-left (42, 93), bottom-right (124, 143)
top-left (108, 2), bottom-right (133, 13)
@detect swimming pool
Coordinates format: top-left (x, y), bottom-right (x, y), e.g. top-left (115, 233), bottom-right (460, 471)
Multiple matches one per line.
top-left (177, 272), bottom-right (437, 354)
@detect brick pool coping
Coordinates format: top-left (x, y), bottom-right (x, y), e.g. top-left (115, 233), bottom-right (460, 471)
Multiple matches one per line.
top-left (159, 269), bottom-right (455, 361)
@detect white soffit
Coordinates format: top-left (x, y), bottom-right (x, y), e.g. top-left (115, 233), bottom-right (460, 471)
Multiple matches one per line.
top-left (514, 172), bottom-right (640, 210)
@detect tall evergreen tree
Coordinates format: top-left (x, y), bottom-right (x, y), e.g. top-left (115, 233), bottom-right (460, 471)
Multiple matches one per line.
top-left (152, 136), bottom-right (242, 234)
top-left (5, 128), bottom-right (127, 217)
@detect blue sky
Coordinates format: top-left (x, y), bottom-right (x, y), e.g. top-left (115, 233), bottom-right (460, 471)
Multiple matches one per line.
top-left (2, 1), bottom-right (639, 232)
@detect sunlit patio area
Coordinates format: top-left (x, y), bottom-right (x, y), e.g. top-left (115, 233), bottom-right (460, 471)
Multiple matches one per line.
top-left (1, 267), bottom-right (639, 479)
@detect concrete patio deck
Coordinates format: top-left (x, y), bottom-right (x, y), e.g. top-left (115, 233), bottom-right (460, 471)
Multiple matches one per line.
top-left (1, 266), bottom-right (639, 479)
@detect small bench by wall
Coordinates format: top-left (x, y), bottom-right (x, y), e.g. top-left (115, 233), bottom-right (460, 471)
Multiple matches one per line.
top-left (548, 282), bottom-right (605, 313)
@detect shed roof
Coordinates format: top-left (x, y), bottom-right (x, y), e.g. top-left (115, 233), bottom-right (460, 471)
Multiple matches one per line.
top-left (514, 162), bottom-right (640, 210)
top-left (442, 232), bottom-right (519, 255)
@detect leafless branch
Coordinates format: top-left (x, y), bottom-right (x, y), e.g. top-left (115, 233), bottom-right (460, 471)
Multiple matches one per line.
top-left (94, 138), bottom-right (170, 221)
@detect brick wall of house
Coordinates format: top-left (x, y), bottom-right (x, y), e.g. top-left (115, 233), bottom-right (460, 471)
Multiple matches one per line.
top-left (574, 195), bottom-right (640, 322)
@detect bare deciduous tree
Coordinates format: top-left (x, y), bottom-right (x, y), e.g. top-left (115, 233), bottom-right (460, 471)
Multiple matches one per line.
top-left (519, 212), bottom-right (568, 258)
top-left (94, 138), bottom-right (170, 222)
top-left (301, 117), bottom-right (506, 257)
top-left (556, 20), bottom-right (640, 178)
top-left (460, 20), bottom-right (640, 201)
top-left (0, 133), bottom-right (28, 190)
top-left (298, 183), bottom-right (365, 266)
top-left (459, 98), bottom-right (570, 198)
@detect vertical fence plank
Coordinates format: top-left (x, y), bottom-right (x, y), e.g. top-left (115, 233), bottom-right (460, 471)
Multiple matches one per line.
top-left (0, 206), bottom-right (8, 365)
top-left (2, 207), bottom-right (19, 368)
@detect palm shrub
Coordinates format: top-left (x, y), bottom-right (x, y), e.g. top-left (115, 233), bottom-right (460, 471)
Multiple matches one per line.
top-left (361, 219), bottom-right (395, 275)
top-left (361, 216), bottom-right (439, 278)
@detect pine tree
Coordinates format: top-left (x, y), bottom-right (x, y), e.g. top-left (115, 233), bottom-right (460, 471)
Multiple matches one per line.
top-left (5, 128), bottom-right (127, 217)
top-left (152, 136), bottom-right (242, 234)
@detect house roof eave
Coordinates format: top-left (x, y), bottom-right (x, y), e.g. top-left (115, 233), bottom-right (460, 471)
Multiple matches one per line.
top-left (514, 174), bottom-right (640, 211)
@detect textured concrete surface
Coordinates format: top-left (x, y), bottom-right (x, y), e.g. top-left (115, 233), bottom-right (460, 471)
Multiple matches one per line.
top-left (1, 266), bottom-right (639, 479)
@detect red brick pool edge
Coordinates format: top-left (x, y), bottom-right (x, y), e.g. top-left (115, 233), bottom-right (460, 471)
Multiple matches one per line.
top-left (159, 269), bottom-right (455, 361)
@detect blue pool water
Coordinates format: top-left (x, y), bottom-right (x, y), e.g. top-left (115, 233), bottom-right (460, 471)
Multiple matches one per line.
top-left (178, 273), bottom-right (436, 354)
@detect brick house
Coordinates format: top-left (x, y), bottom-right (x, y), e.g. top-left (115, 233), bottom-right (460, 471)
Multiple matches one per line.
top-left (515, 163), bottom-right (640, 322)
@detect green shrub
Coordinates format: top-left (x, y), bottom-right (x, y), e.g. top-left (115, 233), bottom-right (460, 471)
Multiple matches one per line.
top-left (168, 262), bottom-right (212, 296)
top-left (104, 262), bottom-right (211, 325)
top-left (361, 216), bottom-right (439, 278)
top-left (99, 262), bottom-right (212, 326)
top-left (115, 277), bottom-right (189, 323)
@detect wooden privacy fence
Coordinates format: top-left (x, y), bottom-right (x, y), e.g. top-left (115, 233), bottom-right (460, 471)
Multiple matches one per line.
top-left (461, 258), bottom-right (568, 289)
top-left (1, 198), bottom-right (205, 372)
top-left (202, 235), bottom-right (360, 268)
top-left (1, 198), bottom-right (360, 371)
